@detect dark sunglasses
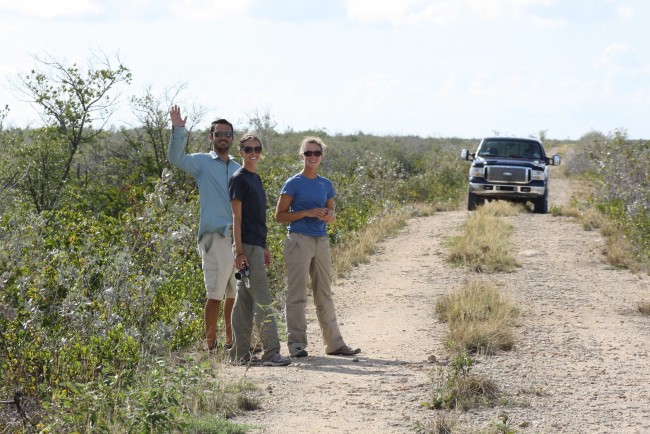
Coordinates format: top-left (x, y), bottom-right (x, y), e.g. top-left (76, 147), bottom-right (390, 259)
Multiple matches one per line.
top-left (243, 146), bottom-right (263, 154)
top-left (303, 150), bottom-right (322, 157)
top-left (212, 131), bottom-right (233, 138)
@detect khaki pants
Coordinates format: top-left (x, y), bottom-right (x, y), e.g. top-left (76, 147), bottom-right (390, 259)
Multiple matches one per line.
top-left (284, 232), bottom-right (345, 354)
top-left (230, 244), bottom-right (280, 362)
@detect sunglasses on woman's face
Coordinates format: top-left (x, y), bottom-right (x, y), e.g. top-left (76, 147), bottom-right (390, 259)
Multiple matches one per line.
top-left (243, 146), bottom-right (263, 154)
top-left (303, 150), bottom-right (322, 157)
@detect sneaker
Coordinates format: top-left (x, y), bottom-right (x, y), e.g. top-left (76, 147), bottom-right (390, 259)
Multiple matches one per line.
top-left (290, 347), bottom-right (308, 358)
top-left (326, 345), bottom-right (361, 356)
top-left (262, 353), bottom-right (292, 367)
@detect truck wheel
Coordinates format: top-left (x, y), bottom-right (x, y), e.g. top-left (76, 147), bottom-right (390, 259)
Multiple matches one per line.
top-left (533, 191), bottom-right (548, 214)
top-left (468, 192), bottom-right (484, 211)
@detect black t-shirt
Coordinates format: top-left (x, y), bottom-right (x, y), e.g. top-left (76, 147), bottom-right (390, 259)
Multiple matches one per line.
top-left (228, 167), bottom-right (267, 248)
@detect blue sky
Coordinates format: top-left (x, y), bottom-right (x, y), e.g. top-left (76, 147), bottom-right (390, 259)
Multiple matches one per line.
top-left (1, 0), bottom-right (648, 139)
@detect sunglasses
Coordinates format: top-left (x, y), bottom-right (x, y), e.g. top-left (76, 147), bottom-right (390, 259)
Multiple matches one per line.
top-left (303, 150), bottom-right (322, 157)
top-left (212, 131), bottom-right (233, 138)
top-left (243, 146), bottom-right (263, 154)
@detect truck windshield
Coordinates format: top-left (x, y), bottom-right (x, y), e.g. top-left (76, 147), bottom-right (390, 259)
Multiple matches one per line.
top-left (478, 140), bottom-right (541, 158)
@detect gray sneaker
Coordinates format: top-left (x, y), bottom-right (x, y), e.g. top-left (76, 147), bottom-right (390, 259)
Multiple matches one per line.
top-left (262, 353), bottom-right (292, 367)
top-left (290, 346), bottom-right (308, 358)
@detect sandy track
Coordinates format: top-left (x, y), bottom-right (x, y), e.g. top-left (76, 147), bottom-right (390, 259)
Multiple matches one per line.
top-left (228, 177), bottom-right (650, 433)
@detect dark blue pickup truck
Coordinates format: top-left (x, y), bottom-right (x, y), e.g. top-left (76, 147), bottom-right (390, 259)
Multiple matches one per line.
top-left (460, 137), bottom-right (561, 213)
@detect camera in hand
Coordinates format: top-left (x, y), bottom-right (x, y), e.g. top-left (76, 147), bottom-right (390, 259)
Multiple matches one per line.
top-left (235, 265), bottom-right (250, 280)
top-left (235, 264), bottom-right (250, 288)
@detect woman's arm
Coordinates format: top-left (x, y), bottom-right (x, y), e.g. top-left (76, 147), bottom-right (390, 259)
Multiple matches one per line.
top-left (231, 198), bottom-right (247, 268)
top-left (275, 194), bottom-right (331, 223)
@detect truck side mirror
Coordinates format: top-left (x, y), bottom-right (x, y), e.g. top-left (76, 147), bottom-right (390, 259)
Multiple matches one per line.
top-left (552, 154), bottom-right (561, 166)
top-left (460, 149), bottom-right (470, 160)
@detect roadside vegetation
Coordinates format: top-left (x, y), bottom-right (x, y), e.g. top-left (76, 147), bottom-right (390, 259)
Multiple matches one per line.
top-left (560, 129), bottom-right (650, 274)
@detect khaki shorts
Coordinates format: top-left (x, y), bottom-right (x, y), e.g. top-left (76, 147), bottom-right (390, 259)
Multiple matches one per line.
top-left (198, 231), bottom-right (236, 300)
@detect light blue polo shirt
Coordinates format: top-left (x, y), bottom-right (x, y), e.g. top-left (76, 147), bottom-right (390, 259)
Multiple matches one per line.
top-left (168, 127), bottom-right (240, 241)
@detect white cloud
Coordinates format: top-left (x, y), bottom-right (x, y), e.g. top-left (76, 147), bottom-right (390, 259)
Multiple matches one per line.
top-left (596, 43), bottom-right (631, 69)
top-left (169, 0), bottom-right (252, 21)
top-left (0, 0), bottom-right (102, 18)
top-left (344, 0), bottom-right (558, 25)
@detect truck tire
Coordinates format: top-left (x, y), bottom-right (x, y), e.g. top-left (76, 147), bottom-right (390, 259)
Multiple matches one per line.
top-left (533, 190), bottom-right (548, 214)
top-left (468, 191), bottom-right (484, 211)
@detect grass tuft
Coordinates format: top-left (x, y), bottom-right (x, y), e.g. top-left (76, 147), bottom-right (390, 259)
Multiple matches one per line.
top-left (446, 203), bottom-right (520, 273)
top-left (425, 354), bottom-right (500, 411)
top-left (435, 279), bottom-right (519, 355)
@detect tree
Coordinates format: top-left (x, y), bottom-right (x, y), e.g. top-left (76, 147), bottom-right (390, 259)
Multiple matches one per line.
top-left (13, 51), bottom-right (132, 212)
top-left (128, 83), bottom-right (207, 175)
top-left (245, 107), bottom-right (278, 153)
top-left (15, 127), bottom-right (68, 212)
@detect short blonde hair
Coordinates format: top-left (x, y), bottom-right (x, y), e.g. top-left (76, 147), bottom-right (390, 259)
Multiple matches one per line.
top-left (298, 136), bottom-right (326, 156)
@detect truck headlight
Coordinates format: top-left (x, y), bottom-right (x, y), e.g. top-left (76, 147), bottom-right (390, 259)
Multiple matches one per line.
top-left (470, 167), bottom-right (484, 178)
top-left (531, 170), bottom-right (545, 181)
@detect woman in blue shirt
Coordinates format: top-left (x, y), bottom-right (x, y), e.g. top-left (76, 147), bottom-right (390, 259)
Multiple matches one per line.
top-left (275, 137), bottom-right (361, 358)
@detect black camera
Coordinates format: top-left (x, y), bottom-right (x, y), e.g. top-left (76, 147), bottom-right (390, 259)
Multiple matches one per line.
top-left (235, 265), bottom-right (250, 280)
top-left (235, 265), bottom-right (250, 288)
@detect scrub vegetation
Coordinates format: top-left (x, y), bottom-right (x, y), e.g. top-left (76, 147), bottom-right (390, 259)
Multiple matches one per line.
top-left (2, 53), bottom-right (649, 432)
top-left (0, 54), bottom-right (468, 432)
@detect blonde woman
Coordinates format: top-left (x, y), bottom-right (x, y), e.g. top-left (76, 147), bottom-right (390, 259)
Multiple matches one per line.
top-left (275, 137), bottom-right (361, 358)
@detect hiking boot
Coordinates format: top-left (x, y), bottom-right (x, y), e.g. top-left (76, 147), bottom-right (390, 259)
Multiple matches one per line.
top-left (262, 353), bottom-right (292, 367)
top-left (290, 347), bottom-right (308, 358)
top-left (326, 345), bottom-right (361, 356)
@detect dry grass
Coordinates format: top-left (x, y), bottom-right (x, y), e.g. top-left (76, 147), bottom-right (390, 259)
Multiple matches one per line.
top-left (637, 302), bottom-right (650, 316)
top-left (435, 279), bottom-right (519, 355)
top-left (446, 204), bottom-right (521, 273)
top-left (555, 201), bottom-right (650, 274)
top-left (478, 200), bottom-right (526, 217)
top-left (331, 203), bottom-right (438, 277)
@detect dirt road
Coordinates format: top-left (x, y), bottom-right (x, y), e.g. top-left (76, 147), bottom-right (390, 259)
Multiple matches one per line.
top-left (228, 178), bottom-right (650, 433)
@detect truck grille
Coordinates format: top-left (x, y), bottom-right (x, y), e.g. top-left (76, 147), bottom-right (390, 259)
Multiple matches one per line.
top-left (485, 166), bottom-right (530, 183)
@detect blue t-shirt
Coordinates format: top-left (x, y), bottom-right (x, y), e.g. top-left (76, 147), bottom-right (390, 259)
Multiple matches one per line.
top-left (229, 168), bottom-right (267, 248)
top-left (280, 173), bottom-right (335, 237)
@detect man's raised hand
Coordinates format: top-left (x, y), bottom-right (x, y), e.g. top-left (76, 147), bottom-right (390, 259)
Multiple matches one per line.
top-left (169, 105), bottom-right (187, 128)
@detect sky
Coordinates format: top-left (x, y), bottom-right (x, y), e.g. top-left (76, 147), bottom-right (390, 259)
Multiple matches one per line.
top-left (1, 0), bottom-right (649, 140)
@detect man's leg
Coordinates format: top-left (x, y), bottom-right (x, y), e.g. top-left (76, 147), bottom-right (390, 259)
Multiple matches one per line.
top-left (200, 230), bottom-right (236, 351)
top-left (205, 298), bottom-right (222, 350)
top-left (224, 297), bottom-right (235, 347)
